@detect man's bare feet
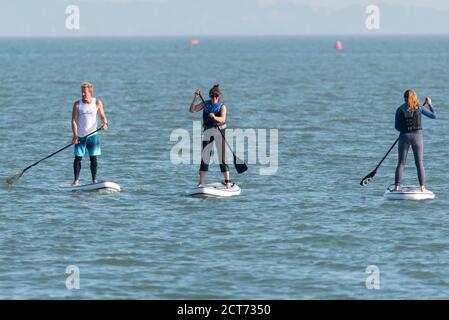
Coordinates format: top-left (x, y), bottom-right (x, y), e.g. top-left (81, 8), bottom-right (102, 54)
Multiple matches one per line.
top-left (420, 186), bottom-right (427, 192)
top-left (394, 185), bottom-right (401, 192)
top-left (71, 180), bottom-right (80, 186)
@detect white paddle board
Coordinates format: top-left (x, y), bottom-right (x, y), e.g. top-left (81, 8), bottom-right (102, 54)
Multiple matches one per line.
top-left (61, 181), bottom-right (121, 192)
top-left (384, 185), bottom-right (434, 200)
top-left (186, 182), bottom-right (241, 197)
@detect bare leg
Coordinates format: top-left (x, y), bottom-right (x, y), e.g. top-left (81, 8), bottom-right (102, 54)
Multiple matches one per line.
top-left (198, 171), bottom-right (206, 187)
top-left (223, 171), bottom-right (231, 189)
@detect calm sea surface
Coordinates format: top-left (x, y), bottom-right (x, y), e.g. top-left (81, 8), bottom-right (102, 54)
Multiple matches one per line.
top-left (1, 36), bottom-right (449, 299)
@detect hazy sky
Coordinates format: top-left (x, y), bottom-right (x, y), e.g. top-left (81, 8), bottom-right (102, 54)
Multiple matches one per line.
top-left (1, 0), bottom-right (448, 36)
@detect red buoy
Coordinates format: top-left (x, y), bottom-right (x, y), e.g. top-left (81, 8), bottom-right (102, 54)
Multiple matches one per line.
top-left (190, 39), bottom-right (200, 45)
top-left (335, 40), bottom-right (343, 50)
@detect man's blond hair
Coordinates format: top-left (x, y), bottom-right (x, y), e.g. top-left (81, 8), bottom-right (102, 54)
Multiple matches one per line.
top-left (81, 82), bottom-right (94, 94)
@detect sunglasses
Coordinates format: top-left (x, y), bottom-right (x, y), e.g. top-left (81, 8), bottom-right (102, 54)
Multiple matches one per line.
top-left (210, 94), bottom-right (220, 98)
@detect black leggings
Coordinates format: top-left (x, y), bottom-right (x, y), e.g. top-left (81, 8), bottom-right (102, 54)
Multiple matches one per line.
top-left (74, 156), bottom-right (97, 181)
top-left (200, 128), bottom-right (229, 173)
top-left (395, 131), bottom-right (425, 186)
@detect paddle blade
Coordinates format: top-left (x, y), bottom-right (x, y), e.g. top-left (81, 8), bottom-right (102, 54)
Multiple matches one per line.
top-left (233, 154), bottom-right (248, 174)
top-left (6, 170), bottom-right (25, 186)
top-left (360, 170), bottom-right (376, 187)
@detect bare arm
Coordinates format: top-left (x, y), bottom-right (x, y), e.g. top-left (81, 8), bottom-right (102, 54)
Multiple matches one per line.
top-left (190, 101), bottom-right (204, 113)
top-left (72, 101), bottom-right (79, 144)
top-left (96, 98), bottom-right (108, 130)
top-left (189, 89), bottom-right (205, 113)
top-left (210, 105), bottom-right (227, 124)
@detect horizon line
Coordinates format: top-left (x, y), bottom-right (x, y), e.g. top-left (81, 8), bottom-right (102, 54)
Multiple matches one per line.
top-left (1, 33), bottom-right (449, 39)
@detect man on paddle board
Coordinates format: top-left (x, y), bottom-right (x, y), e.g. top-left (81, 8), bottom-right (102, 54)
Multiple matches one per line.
top-left (71, 82), bottom-right (108, 186)
top-left (189, 84), bottom-right (232, 189)
top-left (394, 90), bottom-right (436, 192)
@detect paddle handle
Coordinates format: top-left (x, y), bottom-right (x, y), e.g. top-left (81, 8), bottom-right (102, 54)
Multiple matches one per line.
top-left (198, 94), bottom-right (235, 151)
top-left (78, 126), bottom-right (104, 139)
top-left (373, 137), bottom-right (399, 171)
top-left (23, 127), bottom-right (103, 172)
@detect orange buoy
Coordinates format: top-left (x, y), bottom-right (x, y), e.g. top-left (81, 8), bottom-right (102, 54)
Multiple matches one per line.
top-left (335, 40), bottom-right (343, 49)
top-left (190, 39), bottom-right (200, 45)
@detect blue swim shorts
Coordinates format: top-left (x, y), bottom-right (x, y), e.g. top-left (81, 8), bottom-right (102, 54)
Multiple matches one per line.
top-left (74, 134), bottom-right (101, 157)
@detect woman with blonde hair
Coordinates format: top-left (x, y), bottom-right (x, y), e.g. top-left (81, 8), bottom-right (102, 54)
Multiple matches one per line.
top-left (394, 89), bottom-right (436, 192)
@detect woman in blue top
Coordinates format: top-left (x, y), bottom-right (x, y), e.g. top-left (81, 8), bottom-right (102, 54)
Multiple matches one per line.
top-left (394, 89), bottom-right (436, 192)
top-left (189, 84), bottom-right (231, 189)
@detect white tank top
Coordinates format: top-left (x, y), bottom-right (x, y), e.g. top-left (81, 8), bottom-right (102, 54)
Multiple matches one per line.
top-left (77, 98), bottom-right (98, 137)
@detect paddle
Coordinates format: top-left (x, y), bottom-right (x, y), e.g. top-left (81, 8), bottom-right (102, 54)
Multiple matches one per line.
top-left (199, 93), bottom-right (248, 174)
top-left (360, 137), bottom-right (399, 186)
top-left (5, 127), bottom-right (103, 186)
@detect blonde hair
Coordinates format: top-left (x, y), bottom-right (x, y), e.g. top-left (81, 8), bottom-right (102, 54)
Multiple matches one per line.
top-left (404, 89), bottom-right (420, 112)
top-left (81, 82), bottom-right (93, 94)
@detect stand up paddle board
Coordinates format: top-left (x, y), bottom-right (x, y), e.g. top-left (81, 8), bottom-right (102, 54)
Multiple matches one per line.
top-left (384, 185), bottom-right (434, 200)
top-left (186, 182), bottom-right (241, 197)
top-left (61, 181), bottom-right (121, 192)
